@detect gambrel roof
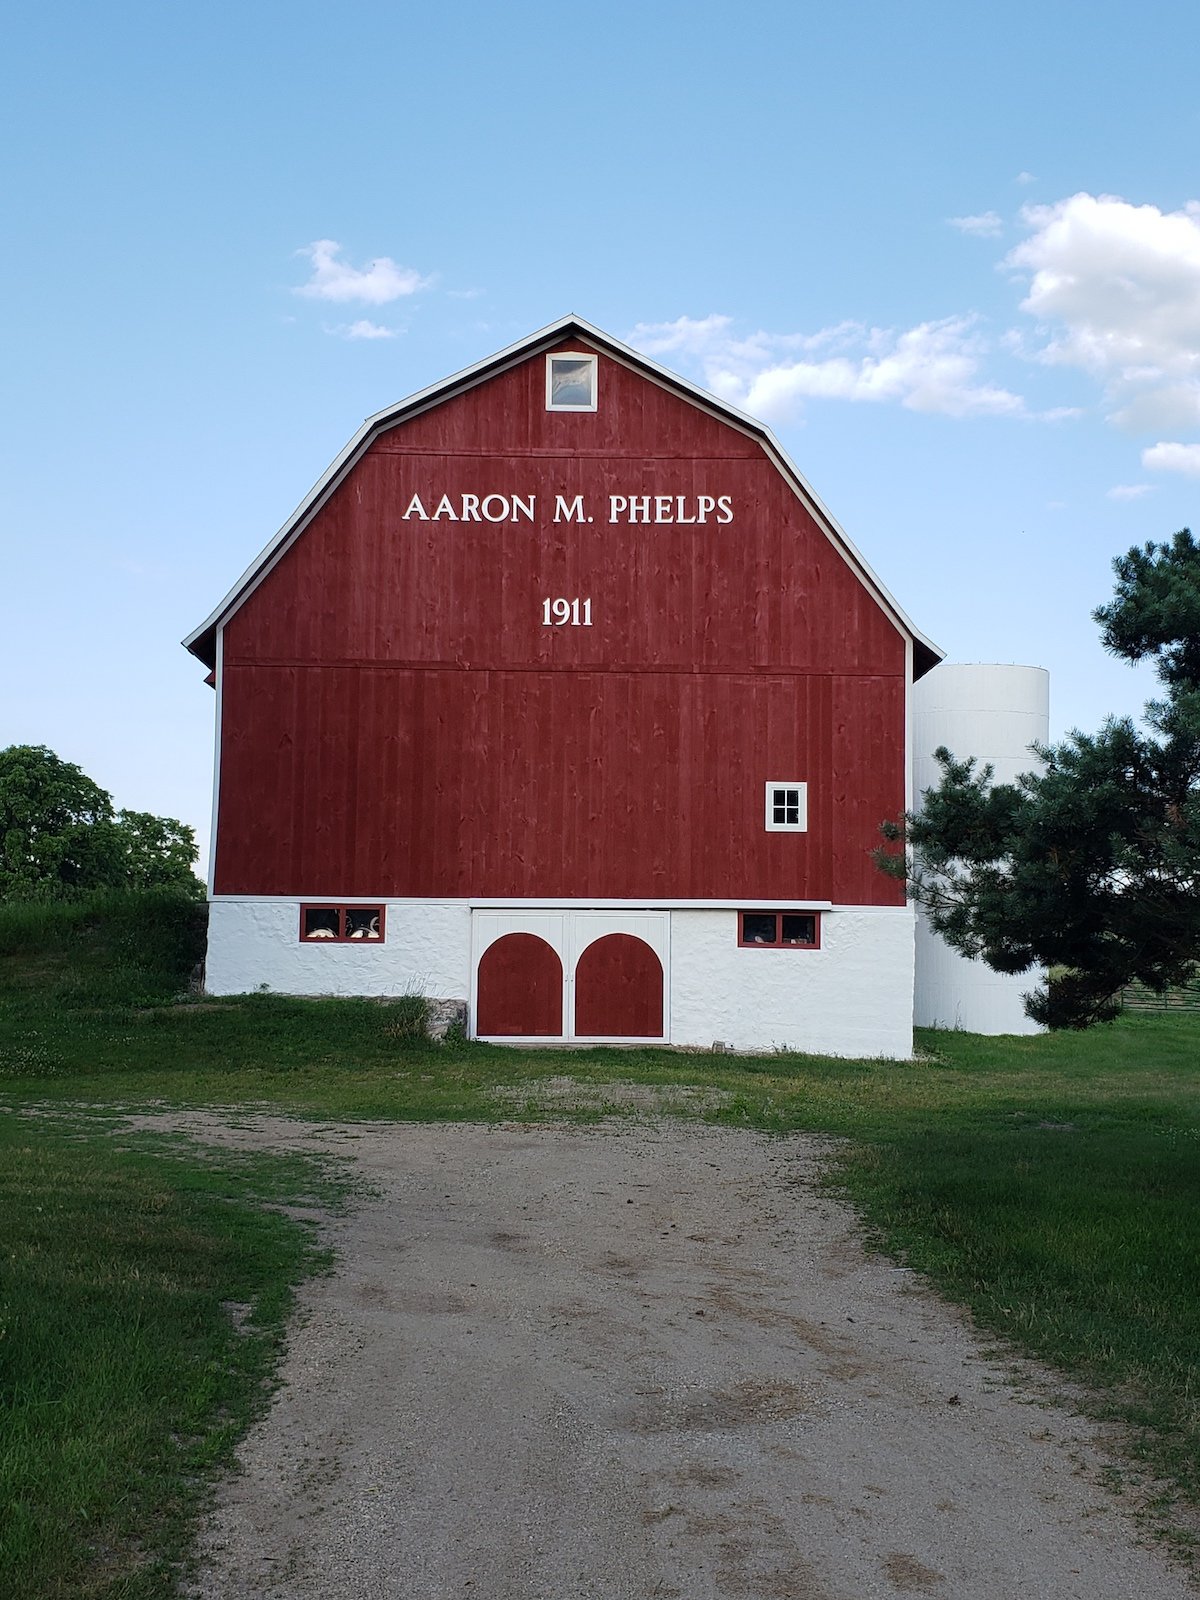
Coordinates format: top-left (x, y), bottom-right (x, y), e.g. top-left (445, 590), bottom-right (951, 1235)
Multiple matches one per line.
top-left (184, 314), bottom-right (943, 676)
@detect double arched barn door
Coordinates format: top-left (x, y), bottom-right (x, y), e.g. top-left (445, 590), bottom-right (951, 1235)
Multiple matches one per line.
top-left (473, 913), bottom-right (667, 1041)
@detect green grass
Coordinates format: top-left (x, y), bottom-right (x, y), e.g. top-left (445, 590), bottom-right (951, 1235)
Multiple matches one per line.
top-left (0, 1114), bottom-right (341, 1600)
top-left (2, 891), bottom-right (1199, 1578)
top-left (832, 1091), bottom-right (1200, 1524)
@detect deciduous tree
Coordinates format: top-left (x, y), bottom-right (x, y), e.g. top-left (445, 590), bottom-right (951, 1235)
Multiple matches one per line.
top-left (0, 745), bottom-right (203, 901)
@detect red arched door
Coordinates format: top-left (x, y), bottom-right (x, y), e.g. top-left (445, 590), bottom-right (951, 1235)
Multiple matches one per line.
top-left (476, 934), bottom-right (564, 1036)
top-left (574, 934), bottom-right (664, 1038)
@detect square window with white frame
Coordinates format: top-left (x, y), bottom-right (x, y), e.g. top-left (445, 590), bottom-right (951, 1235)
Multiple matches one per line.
top-left (765, 781), bottom-right (807, 832)
top-left (546, 353), bottom-right (598, 411)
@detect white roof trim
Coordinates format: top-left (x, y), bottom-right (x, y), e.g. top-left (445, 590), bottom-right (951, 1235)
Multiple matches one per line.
top-left (207, 894), bottom-right (841, 909)
top-left (184, 314), bottom-right (942, 668)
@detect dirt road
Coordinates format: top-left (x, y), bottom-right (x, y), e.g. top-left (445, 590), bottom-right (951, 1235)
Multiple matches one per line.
top-left (133, 1112), bottom-right (1192, 1599)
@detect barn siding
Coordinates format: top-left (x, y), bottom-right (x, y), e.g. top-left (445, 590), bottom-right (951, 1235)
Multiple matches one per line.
top-left (224, 444), bottom-right (902, 675)
top-left (214, 343), bottom-right (907, 906)
top-left (215, 666), bottom-right (904, 904)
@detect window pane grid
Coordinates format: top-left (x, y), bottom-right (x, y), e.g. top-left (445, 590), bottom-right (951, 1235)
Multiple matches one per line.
top-left (765, 780), bottom-right (807, 831)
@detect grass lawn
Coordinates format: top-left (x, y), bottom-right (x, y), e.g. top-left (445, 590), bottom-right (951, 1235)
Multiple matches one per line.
top-left (2, 890), bottom-right (1199, 1587)
top-left (0, 1115), bottom-right (340, 1600)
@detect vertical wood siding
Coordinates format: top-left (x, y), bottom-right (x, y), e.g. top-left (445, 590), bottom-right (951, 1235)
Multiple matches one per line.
top-left (214, 341), bottom-right (908, 906)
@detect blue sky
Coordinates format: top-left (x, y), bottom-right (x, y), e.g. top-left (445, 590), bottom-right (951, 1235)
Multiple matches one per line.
top-left (4, 1), bottom-right (1200, 873)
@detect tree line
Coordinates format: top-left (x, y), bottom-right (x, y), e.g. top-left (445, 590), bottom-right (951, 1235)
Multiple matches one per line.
top-left (0, 745), bottom-right (203, 902)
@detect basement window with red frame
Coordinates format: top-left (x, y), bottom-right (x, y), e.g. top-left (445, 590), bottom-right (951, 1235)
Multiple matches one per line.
top-left (738, 911), bottom-right (820, 949)
top-left (300, 905), bottom-right (385, 943)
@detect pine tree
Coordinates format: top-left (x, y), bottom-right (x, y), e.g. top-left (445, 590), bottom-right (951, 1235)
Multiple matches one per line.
top-left (880, 530), bottom-right (1200, 1028)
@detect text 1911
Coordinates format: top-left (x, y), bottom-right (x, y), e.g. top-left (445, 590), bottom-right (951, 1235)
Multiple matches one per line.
top-left (542, 597), bottom-right (592, 626)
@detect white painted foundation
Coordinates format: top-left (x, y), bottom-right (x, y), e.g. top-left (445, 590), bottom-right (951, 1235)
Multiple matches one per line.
top-left (205, 899), bottom-right (916, 1059)
top-left (204, 900), bottom-right (472, 1000)
top-left (670, 908), bottom-right (915, 1058)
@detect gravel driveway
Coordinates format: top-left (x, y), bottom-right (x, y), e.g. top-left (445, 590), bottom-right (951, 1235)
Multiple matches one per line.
top-left (127, 1111), bottom-right (1193, 1599)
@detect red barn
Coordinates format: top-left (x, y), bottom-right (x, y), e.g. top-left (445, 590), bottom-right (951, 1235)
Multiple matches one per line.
top-left (186, 317), bottom-right (942, 1054)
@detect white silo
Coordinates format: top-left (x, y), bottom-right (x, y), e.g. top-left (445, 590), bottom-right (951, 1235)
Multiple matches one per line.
top-left (911, 664), bottom-right (1050, 1035)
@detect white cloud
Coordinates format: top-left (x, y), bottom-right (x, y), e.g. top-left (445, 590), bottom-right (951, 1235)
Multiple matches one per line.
top-left (633, 314), bottom-right (858, 368)
top-left (631, 314), bottom-right (735, 357)
top-left (295, 240), bottom-right (429, 305)
top-left (633, 194), bottom-right (1200, 439)
top-left (629, 313), bottom-right (1025, 422)
top-left (1106, 483), bottom-right (1154, 500)
top-left (1142, 441), bottom-right (1200, 475)
top-left (1108, 384), bottom-right (1200, 432)
top-left (1015, 171), bottom-right (1037, 186)
top-left (342, 319), bottom-right (397, 340)
top-left (1006, 193), bottom-right (1200, 431)
top-left (949, 211), bottom-right (1004, 238)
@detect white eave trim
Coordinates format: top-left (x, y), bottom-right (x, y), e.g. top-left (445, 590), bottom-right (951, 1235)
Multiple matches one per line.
top-left (184, 313), bottom-right (943, 668)
top-left (208, 894), bottom-right (842, 910)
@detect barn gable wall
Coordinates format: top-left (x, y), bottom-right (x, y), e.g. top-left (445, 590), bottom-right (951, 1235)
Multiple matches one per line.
top-left (213, 341), bottom-right (907, 905)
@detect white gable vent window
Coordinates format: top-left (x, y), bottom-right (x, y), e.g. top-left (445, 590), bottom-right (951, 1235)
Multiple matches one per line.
top-left (546, 353), bottom-right (598, 411)
top-left (765, 781), bottom-right (808, 832)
